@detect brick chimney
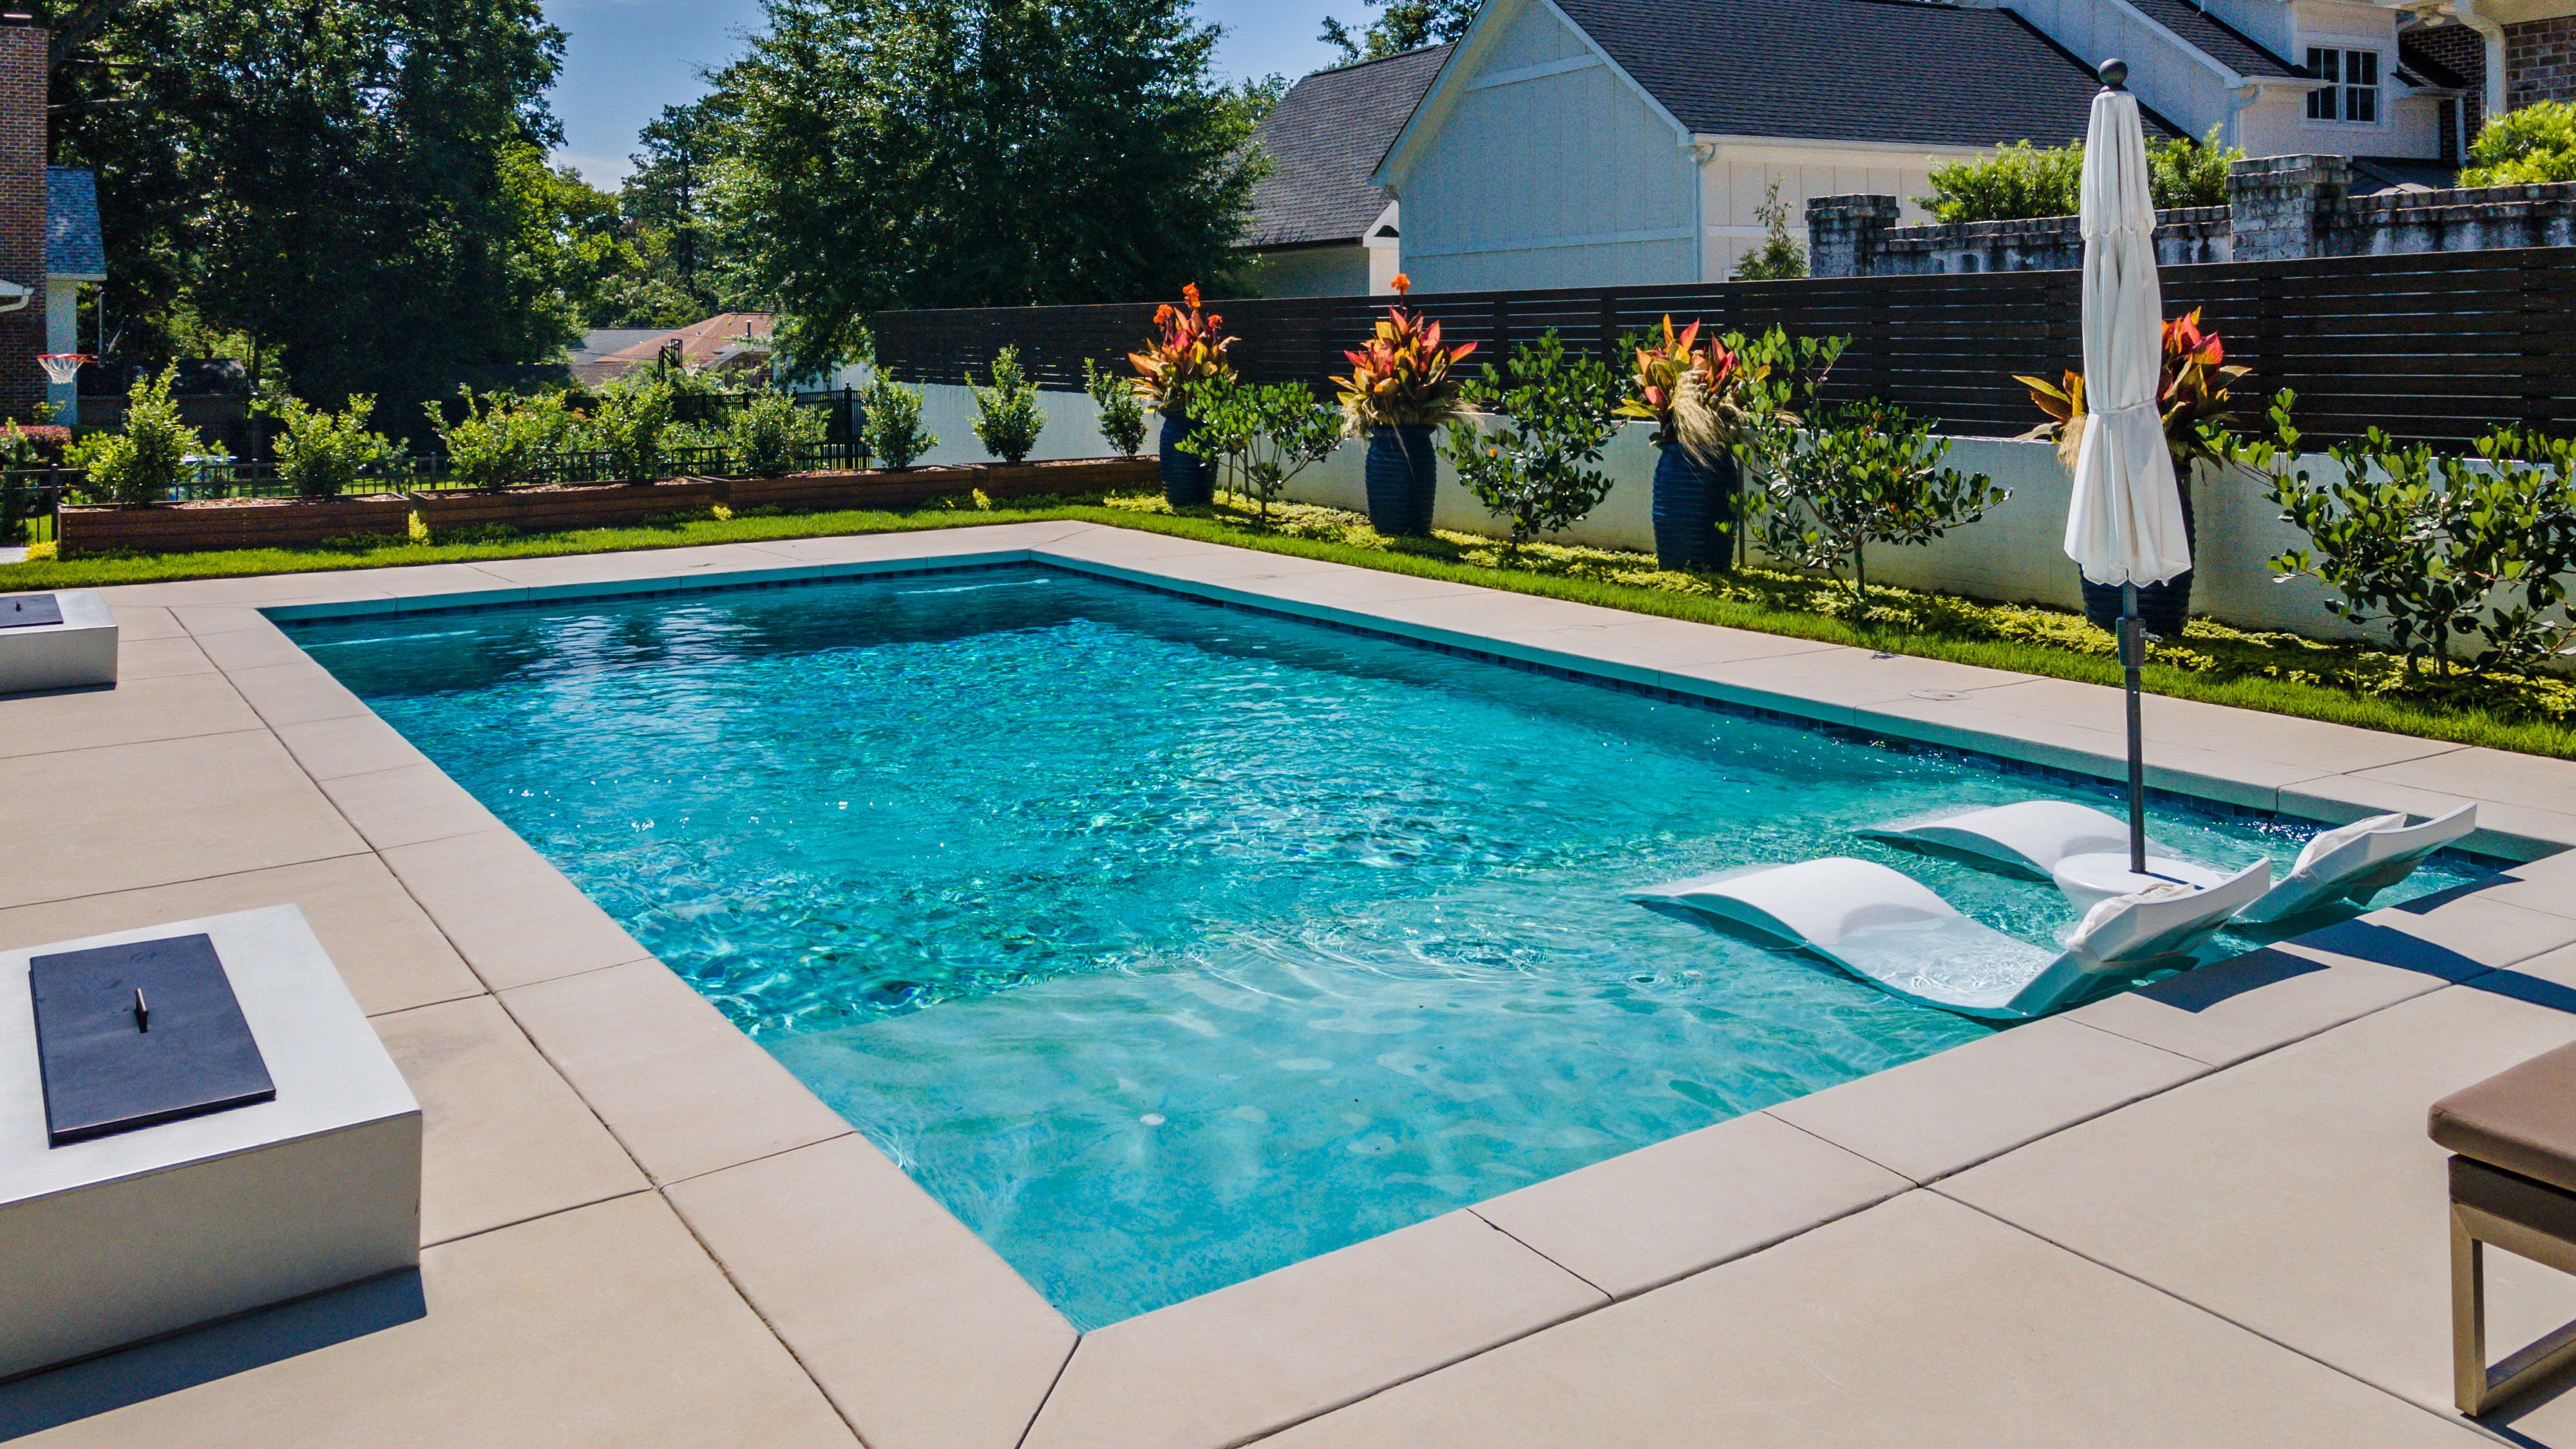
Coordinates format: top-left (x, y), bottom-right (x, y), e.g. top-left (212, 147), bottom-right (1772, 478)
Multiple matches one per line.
top-left (0, 14), bottom-right (44, 421)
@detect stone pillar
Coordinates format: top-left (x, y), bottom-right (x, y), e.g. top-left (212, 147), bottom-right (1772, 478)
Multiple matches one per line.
top-left (2227, 155), bottom-right (2347, 263)
top-left (1804, 194), bottom-right (1900, 279)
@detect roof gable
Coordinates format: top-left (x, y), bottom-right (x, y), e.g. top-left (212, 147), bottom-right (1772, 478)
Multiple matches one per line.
top-left (1544, 0), bottom-right (2178, 147)
top-left (1241, 44), bottom-right (1453, 249)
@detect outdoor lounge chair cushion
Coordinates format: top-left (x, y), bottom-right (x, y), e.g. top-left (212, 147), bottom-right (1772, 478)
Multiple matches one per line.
top-left (2430, 1038), bottom-right (2576, 1198)
top-left (1626, 855), bottom-right (2268, 1020)
top-left (2235, 803), bottom-right (2477, 925)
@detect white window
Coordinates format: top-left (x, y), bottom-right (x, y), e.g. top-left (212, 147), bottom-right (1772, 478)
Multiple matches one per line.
top-left (2306, 47), bottom-right (2381, 123)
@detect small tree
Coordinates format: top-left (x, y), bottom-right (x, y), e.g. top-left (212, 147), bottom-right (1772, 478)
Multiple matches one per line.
top-left (2148, 127), bottom-right (2240, 208)
top-left (267, 394), bottom-right (392, 499)
top-left (1442, 332), bottom-right (1622, 553)
top-left (970, 346), bottom-right (1046, 464)
top-left (74, 366), bottom-right (202, 506)
top-left (1748, 399), bottom-right (2007, 602)
top-left (1180, 377), bottom-right (1341, 522)
top-left (727, 389), bottom-right (828, 478)
top-left (576, 375), bottom-right (677, 481)
top-left (1920, 130), bottom-right (2243, 222)
top-left (428, 389), bottom-right (573, 490)
top-left (862, 375), bottom-right (937, 470)
top-left (2461, 100), bottom-right (2576, 186)
top-left (2243, 393), bottom-right (2576, 677)
top-left (1084, 357), bottom-right (1147, 457)
top-left (1730, 182), bottom-right (1808, 281)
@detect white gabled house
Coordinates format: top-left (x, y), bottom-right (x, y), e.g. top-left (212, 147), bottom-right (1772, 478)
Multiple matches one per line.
top-left (1373, 0), bottom-right (2169, 289)
top-left (1236, 46), bottom-right (1453, 297)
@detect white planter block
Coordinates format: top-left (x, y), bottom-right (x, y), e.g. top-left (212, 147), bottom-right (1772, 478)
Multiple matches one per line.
top-left (0, 590), bottom-right (117, 694)
top-left (0, 906), bottom-right (421, 1378)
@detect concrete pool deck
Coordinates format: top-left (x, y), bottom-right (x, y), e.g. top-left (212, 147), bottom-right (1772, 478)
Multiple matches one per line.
top-left (4, 517), bottom-right (2576, 1448)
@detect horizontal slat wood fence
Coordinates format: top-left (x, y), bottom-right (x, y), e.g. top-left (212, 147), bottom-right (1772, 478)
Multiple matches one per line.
top-left (871, 246), bottom-right (2576, 442)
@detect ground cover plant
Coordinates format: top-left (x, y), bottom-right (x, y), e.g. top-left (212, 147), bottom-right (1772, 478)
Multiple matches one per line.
top-left (13, 485), bottom-right (2574, 759)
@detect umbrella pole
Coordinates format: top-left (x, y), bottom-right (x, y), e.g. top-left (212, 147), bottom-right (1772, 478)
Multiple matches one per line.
top-left (2121, 582), bottom-right (2147, 875)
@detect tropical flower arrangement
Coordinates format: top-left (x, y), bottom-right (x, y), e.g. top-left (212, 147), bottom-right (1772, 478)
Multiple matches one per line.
top-left (1616, 315), bottom-right (1745, 460)
top-left (1333, 274), bottom-right (1477, 434)
top-left (2016, 308), bottom-right (2252, 470)
top-left (1128, 283), bottom-right (1236, 413)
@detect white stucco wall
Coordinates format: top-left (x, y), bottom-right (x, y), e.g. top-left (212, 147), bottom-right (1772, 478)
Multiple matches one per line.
top-left (1389, 0), bottom-right (1701, 290)
top-left (1696, 140), bottom-right (1981, 279)
top-left (911, 381), bottom-right (2376, 645)
top-left (1244, 244), bottom-right (1374, 298)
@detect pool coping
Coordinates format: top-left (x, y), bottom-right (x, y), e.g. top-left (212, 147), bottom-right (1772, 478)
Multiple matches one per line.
top-left (17, 518), bottom-right (2576, 1449)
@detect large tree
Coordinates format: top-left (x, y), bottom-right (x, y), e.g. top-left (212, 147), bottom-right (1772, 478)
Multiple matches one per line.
top-left (46, 0), bottom-right (578, 404)
top-left (1319, 0), bottom-right (1479, 65)
top-left (712, 0), bottom-right (1260, 374)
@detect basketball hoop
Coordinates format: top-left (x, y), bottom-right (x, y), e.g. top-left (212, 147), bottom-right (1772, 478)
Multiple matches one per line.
top-left (37, 353), bottom-right (89, 388)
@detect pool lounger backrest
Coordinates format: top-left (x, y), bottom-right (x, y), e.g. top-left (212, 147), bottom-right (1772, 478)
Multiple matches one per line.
top-left (2069, 860), bottom-right (2271, 963)
top-left (1862, 800), bottom-right (2133, 879)
top-left (2237, 803), bottom-right (2477, 925)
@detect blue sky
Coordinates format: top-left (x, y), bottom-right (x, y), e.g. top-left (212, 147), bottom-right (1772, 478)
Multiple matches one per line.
top-left (542, 0), bottom-right (1370, 184)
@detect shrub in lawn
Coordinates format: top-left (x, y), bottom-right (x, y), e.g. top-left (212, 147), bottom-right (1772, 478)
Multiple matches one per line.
top-left (1443, 332), bottom-right (1623, 554)
top-left (576, 375), bottom-right (677, 481)
top-left (862, 376), bottom-right (936, 470)
top-left (1747, 399), bottom-right (2007, 605)
top-left (74, 366), bottom-right (201, 506)
top-left (1180, 377), bottom-right (1341, 522)
top-left (2244, 393), bottom-right (2576, 677)
top-left (970, 346), bottom-right (1045, 464)
top-left (267, 394), bottom-right (392, 499)
top-left (428, 389), bottom-right (573, 489)
top-left (1084, 357), bottom-right (1147, 457)
top-left (727, 388), bottom-right (828, 477)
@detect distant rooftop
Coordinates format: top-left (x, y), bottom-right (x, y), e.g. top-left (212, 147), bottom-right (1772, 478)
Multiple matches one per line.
top-left (46, 167), bottom-right (104, 281)
top-left (1240, 44), bottom-right (1452, 250)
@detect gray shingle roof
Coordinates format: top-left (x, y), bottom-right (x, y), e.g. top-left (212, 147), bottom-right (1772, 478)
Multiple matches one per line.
top-left (46, 167), bottom-right (104, 280)
top-left (1241, 44), bottom-right (1453, 249)
top-left (2122, 0), bottom-right (2298, 80)
top-left (1549, 0), bottom-right (2181, 147)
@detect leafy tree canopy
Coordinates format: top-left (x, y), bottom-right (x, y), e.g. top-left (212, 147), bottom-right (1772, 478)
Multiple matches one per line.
top-left (1915, 128), bottom-right (2241, 223)
top-left (1319, 0), bottom-right (1477, 66)
top-left (710, 0), bottom-right (1262, 376)
top-left (2461, 100), bottom-right (2576, 187)
top-left (47, 0), bottom-right (587, 410)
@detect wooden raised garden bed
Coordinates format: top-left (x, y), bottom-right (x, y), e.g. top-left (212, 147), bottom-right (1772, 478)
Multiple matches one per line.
top-left (53, 457), bottom-right (1159, 557)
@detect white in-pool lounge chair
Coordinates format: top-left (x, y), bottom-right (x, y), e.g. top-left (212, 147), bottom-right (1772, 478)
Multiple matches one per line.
top-left (1627, 855), bottom-right (2269, 1020)
top-left (1862, 800), bottom-right (2225, 888)
top-left (2228, 804), bottom-right (2477, 925)
top-left (1867, 799), bottom-right (2476, 924)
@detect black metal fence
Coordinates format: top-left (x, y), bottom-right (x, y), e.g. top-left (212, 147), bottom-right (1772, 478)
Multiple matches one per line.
top-left (869, 245), bottom-right (2576, 444)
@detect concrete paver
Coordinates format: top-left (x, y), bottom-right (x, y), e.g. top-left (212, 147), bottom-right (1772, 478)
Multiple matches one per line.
top-left (498, 958), bottom-right (853, 1185)
top-left (0, 670), bottom-right (260, 757)
top-left (1025, 1211), bottom-right (1605, 1449)
top-left (379, 827), bottom-right (651, 991)
top-left (1257, 1191), bottom-right (2483, 1449)
top-left (1944, 985), bottom-right (2576, 1432)
top-left (318, 761), bottom-right (508, 851)
top-left (665, 1135), bottom-right (1076, 1449)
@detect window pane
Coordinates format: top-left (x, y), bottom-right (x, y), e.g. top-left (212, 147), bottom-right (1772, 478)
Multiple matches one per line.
top-left (2349, 85), bottom-right (2377, 122)
top-left (2353, 51), bottom-right (2378, 85)
top-left (2314, 48), bottom-right (2340, 83)
top-left (2309, 88), bottom-right (2332, 120)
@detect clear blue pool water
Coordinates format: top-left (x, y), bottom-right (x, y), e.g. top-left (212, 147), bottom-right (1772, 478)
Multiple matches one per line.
top-left (292, 565), bottom-right (2483, 1327)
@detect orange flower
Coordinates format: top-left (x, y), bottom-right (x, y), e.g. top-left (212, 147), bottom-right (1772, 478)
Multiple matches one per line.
top-left (1390, 273), bottom-right (1411, 298)
top-left (1182, 282), bottom-right (1202, 310)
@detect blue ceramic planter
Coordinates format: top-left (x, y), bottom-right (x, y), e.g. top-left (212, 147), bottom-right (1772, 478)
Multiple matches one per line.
top-left (2079, 481), bottom-right (2196, 636)
top-left (1651, 443), bottom-right (1738, 570)
top-left (1365, 424), bottom-right (1439, 536)
top-left (1158, 411), bottom-right (1213, 508)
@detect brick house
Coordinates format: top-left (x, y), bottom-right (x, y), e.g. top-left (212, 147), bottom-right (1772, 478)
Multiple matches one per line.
top-left (2392, 0), bottom-right (2576, 142)
top-left (0, 14), bottom-right (46, 422)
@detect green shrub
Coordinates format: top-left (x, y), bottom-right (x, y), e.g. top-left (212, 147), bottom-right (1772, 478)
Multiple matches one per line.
top-left (969, 346), bottom-right (1046, 464)
top-left (726, 390), bottom-right (828, 478)
top-left (428, 389), bottom-right (573, 490)
top-left (1179, 377), bottom-right (1341, 521)
top-left (2461, 100), bottom-right (2576, 186)
top-left (1443, 332), bottom-right (1623, 552)
top-left (1730, 181), bottom-right (1808, 281)
top-left (268, 394), bottom-right (392, 500)
top-left (1918, 128), bottom-right (2242, 222)
top-left (862, 376), bottom-right (936, 470)
top-left (1084, 357), bottom-right (1147, 457)
top-left (576, 377), bottom-right (677, 481)
top-left (74, 366), bottom-right (201, 506)
top-left (1745, 399), bottom-right (2007, 602)
top-left (2242, 393), bottom-right (2576, 676)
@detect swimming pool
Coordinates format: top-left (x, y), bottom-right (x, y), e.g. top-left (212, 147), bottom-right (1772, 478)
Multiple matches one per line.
top-left (292, 565), bottom-right (2481, 1327)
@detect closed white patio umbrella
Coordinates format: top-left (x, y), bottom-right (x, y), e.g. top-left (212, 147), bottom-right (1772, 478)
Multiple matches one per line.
top-left (2063, 59), bottom-right (2190, 880)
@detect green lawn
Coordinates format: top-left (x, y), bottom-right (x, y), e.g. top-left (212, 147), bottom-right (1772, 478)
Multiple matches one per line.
top-left (8, 489), bottom-right (2571, 759)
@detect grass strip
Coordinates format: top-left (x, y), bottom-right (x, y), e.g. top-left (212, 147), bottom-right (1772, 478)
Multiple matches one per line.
top-left (6, 489), bottom-right (2570, 759)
